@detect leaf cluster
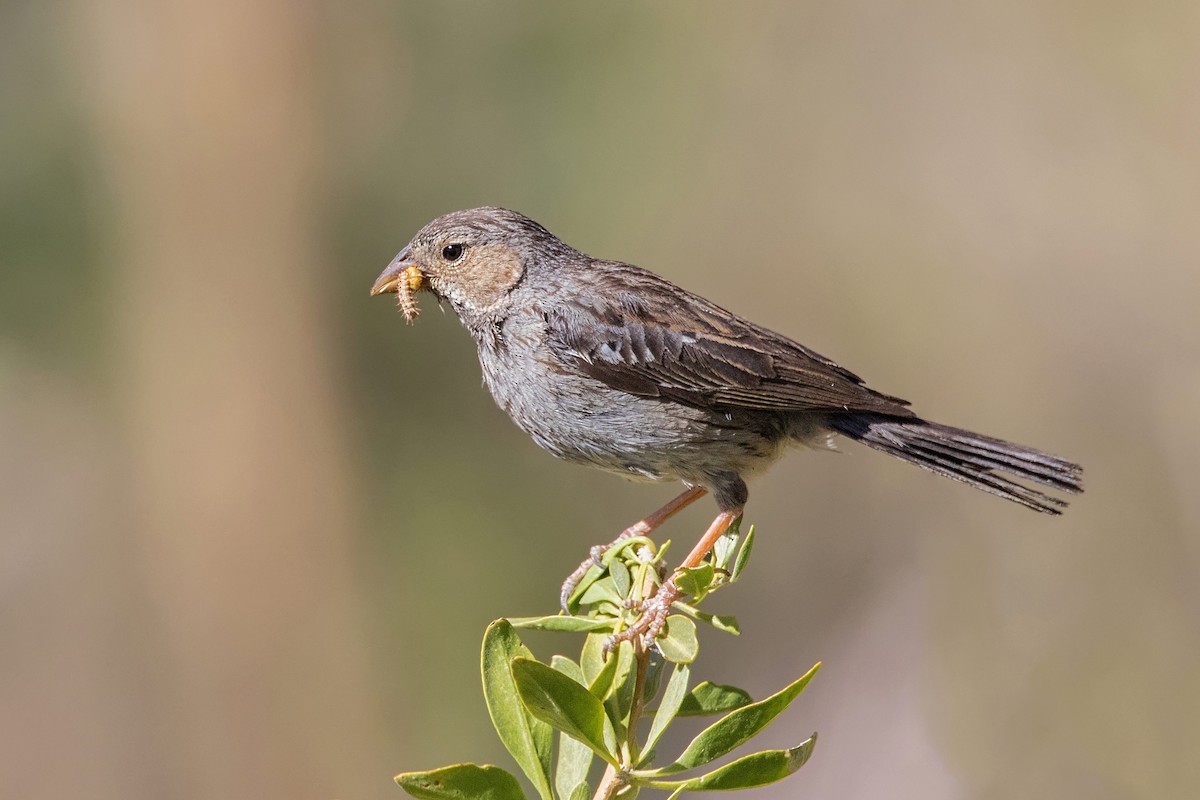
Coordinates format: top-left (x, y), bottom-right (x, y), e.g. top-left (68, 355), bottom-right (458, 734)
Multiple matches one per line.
top-left (396, 522), bottom-right (818, 800)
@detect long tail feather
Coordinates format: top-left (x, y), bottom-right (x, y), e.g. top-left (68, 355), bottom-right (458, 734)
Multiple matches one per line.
top-left (829, 414), bottom-right (1084, 515)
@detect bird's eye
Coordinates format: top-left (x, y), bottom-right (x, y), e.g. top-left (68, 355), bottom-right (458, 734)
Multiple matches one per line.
top-left (441, 243), bottom-right (465, 262)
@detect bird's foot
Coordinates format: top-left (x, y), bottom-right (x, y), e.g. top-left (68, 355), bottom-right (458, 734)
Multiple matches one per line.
top-left (603, 579), bottom-right (680, 656)
top-left (560, 487), bottom-right (709, 612)
top-left (560, 542), bottom-right (623, 612)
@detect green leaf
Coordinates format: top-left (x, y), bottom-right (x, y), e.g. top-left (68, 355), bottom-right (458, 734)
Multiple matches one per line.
top-left (692, 610), bottom-right (740, 635)
top-left (671, 603), bottom-right (740, 636)
top-left (657, 616), bottom-right (699, 664)
top-left (511, 657), bottom-right (619, 766)
top-left (508, 616), bottom-right (615, 633)
top-left (640, 653), bottom-right (665, 707)
top-left (603, 535), bottom-right (656, 564)
top-left (650, 662), bottom-right (820, 774)
top-left (481, 622), bottom-right (553, 800)
top-left (578, 577), bottom-right (623, 607)
top-left (395, 763), bottom-right (526, 800)
top-left (711, 525), bottom-right (739, 570)
top-left (566, 782), bottom-right (590, 800)
top-left (580, 633), bottom-right (607, 687)
top-left (555, 732), bottom-right (593, 800)
top-left (564, 564), bottom-right (605, 609)
top-left (588, 641), bottom-right (623, 701)
top-left (547, 657), bottom-right (595, 800)
top-left (644, 663), bottom-right (689, 759)
top-left (655, 538), bottom-right (673, 563)
top-left (675, 564), bottom-right (714, 600)
top-left (647, 735), bottom-right (817, 792)
top-left (677, 682), bottom-right (753, 717)
top-left (602, 638), bottom-right (637, 734)
top-left (609, 558), bottom-right (632, 597)
top-left (550, 655), bottom-right (584, 681)
top-left (730, 525), bottom-right (755, 582)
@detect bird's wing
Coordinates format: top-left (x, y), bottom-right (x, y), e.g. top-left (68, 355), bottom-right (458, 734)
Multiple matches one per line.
top-left (540, 261), bottom-right (916, 417)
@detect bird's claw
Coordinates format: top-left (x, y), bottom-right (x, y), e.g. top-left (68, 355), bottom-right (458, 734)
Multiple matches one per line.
top-left (559, 545), bottom-right (609, 612)
top-left (602, 582), bottom-right (678, 657)
top-left (560, 538), bottom-right (637, 612)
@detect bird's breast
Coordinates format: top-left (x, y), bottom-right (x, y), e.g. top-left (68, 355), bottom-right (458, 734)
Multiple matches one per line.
top-left (473, 321), bottom-right (791, 486)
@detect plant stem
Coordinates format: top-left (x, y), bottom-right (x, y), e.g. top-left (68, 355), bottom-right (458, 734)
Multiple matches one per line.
top-left (625, 641), bottom-right (651, 766)
top-left (622, 545), bottom-right (658, 769)
top-left (592, 764), bottom-right (624, 800)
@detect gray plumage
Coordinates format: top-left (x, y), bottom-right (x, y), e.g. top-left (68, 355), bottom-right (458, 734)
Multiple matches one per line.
top-left (373, 206), bottom-right (1083, 515)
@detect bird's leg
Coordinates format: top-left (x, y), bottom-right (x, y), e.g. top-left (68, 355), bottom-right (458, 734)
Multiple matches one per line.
top-left (560, 486), bottom-right (708, 611)
top-left (607, 506), bottom-right (743, 651)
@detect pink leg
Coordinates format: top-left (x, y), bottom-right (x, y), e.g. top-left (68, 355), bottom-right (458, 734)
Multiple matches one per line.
top-left (607, 507), bottom-right (743, 651)
top-left (560, 486), bottom-right (708, 610)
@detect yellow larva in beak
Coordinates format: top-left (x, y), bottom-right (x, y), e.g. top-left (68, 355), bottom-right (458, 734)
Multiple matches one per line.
top-left (395, 265), bottom-right (424, 323)
top-left (371, 249), bottom-right (425, 323)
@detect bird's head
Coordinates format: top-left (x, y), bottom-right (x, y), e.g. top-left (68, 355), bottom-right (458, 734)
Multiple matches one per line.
top-left (371, 206), bottom-right (570, 326)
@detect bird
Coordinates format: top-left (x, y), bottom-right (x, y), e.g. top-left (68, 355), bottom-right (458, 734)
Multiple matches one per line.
top-left (371, 206), bottom-right (1083, 647)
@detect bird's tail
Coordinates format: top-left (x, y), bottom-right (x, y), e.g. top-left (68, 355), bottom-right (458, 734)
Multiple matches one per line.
top-left (829, 414), bottom-right (1083, 514)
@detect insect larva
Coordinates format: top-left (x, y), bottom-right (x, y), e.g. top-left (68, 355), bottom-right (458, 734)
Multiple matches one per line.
top-left (398, 265), bottom-right (422, 323)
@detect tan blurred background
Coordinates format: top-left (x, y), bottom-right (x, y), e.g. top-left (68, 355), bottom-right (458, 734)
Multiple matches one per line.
top-left (2, 1), bottom-right (1197, 798)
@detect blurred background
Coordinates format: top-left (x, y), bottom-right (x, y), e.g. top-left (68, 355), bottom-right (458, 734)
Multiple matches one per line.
top-left (2, 1), bottom-right (1197, 797)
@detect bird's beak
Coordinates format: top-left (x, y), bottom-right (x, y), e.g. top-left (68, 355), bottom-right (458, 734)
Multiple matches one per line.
top-left (370, 245), bottom-right (424, 296)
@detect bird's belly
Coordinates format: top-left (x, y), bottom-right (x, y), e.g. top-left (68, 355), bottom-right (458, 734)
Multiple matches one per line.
top-left (480, 347), bottom-right (788, 485)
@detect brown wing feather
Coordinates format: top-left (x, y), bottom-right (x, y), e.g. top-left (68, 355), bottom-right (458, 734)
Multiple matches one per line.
top-left (541, 261), bottom-right (916, 417)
